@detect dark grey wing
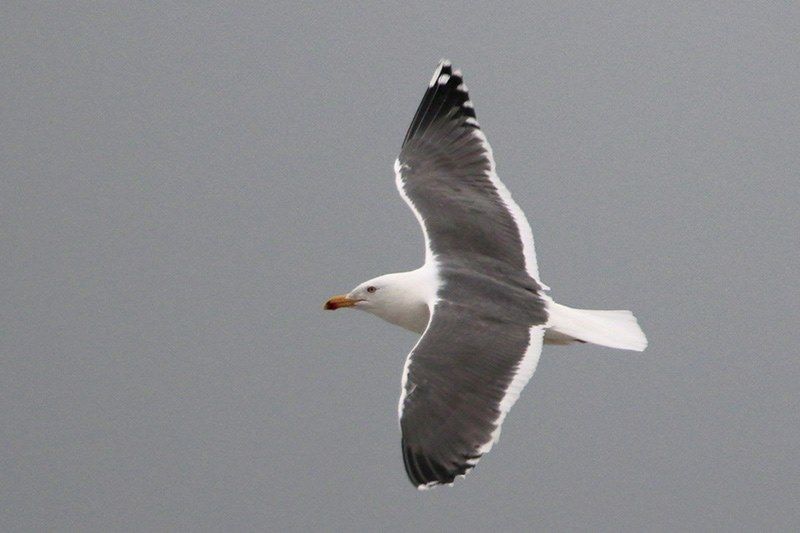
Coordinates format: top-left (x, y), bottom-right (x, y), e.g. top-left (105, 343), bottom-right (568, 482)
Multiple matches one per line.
top-left (394, 62), bottom-right (550, 488)
top-left (399, 297), bottom-right (545, 489)
top-left (395, 61), bottom-right (545, 286)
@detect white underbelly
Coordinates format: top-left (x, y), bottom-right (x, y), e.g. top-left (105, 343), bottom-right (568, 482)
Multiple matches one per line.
top-left (370, 302), bottom-right (430, 334)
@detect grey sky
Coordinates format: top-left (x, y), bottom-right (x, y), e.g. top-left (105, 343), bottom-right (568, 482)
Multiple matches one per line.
top-left (2, 2), bottom-right (799, 531)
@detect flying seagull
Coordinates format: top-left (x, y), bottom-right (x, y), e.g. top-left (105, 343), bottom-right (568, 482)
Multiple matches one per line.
top-left (324, 61), bottom-right (647, 489)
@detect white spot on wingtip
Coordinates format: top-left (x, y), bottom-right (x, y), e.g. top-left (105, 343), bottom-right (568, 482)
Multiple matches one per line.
top-left (463, 100), bottom-right (474, 109)
top-left (465, 117), bottom-right (479, 126)
top-left (437, 73), bottom-right (450, 85)
top-left (429, 60), bottom-right (452, 86)
top-left (453, 69), bottom-right (462, 76)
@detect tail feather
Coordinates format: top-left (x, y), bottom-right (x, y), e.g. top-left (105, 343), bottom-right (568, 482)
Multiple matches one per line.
top-left (545, 302), bottom-right (647, 352)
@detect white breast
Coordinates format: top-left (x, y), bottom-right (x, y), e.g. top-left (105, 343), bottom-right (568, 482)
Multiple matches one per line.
top-left (370, 299), bottom-right (430, 334)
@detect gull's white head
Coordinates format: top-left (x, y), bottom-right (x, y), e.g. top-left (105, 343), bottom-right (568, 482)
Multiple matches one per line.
top-left (324, 269), bottom-right (435, 334)
top-left (323, 272), bottom-right (418, 312)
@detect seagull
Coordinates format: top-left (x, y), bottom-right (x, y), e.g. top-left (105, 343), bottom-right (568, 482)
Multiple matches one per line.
top-left (324, 61), bottom-right (647, 489)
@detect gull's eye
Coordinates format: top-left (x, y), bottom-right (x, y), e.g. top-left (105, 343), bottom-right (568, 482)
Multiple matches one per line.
top-left (366, 286), bottom-right (377, 293)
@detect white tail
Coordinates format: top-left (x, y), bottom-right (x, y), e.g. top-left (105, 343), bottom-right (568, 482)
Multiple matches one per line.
top-left (544, 301), bottom-right (648, 352)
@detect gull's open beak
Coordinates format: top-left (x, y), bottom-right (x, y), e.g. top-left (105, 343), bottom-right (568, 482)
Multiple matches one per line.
top-left (324, 294), bottom-right (360, 310)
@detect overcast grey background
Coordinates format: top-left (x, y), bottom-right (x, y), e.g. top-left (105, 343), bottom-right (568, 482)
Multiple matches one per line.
top-left (2, 2), bottom-right (799, 531)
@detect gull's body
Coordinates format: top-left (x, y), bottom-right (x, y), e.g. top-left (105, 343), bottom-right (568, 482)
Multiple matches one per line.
top-left (325, 61), bottom-right (647, 489)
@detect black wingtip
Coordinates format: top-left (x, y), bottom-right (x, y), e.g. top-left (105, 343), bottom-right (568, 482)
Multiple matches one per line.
top-left (401, 439), bottom-right (476, 490)
top-left (403, 62), bottom-right (481, 148)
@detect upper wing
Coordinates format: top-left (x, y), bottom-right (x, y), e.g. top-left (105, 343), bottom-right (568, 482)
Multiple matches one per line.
top-left (394, 62), bottom-right (550, 488)
top-left (399, 299), bottom-right (545, 489)
top-left (395, 60), bottom-right (545, 287)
